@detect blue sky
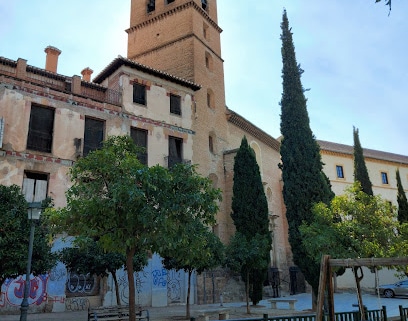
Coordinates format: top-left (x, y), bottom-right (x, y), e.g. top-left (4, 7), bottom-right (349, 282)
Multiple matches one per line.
top-left (1, 1), bottom-right (407, 155)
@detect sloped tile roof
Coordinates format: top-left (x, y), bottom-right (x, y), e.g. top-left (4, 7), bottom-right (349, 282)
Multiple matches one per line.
top-left (93, 55), bottom-right (201, 91)
top-left (318, 140), bottom-right (408, 165)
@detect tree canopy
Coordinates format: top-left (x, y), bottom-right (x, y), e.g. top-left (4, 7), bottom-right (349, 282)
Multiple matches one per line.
top-left (162, 219), bottom-right (224, 319)
top-left (279, 9), bottom-right (334, 299)
top-left (158, 163), bottom-right (223, 319)
top-left (300, 183), bottom-right (397, 262)
top-left (353, 127), bottom-right (373, 196)
top-left (50, 136), bottom-right (222, 321)
top-left (230, 136), bottom-right (270, 306)
top-left (50, 135), bottom-right (171, 321)
top-left (396, 169), bottom-right (408, 224)
top-left (225, 232), bottom-right (270, 314)
top-left (0, 185), bottom-right (56, 282)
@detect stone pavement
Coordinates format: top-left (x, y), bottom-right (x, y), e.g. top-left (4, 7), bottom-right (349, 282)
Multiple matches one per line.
top-left (1, 292), bottom-right (407, 321)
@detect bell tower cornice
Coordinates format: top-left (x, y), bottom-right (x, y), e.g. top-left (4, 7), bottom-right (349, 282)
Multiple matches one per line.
top-left (126, 1), bottom-right (222, 34)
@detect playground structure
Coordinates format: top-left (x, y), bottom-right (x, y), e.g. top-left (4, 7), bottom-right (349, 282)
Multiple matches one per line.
top-left (316, 255), bottom-right (408, 321)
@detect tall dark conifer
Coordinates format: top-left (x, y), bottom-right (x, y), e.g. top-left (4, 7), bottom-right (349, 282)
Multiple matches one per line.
top-left (353, 127), bottom-right (373, 195)
top-left (279, 10), bottom-right (334, 297)
top-left (231, 136), bottom-right (270, 305)
top-left (396, 169), bottom-right (408, 223)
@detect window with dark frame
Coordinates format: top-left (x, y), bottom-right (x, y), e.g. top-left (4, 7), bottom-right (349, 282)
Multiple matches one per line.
top-left (133, 83), bottom-right (146, 105)
top-left (27, 104), bottom-right (54, 153)
top-left (336, 165), bottom-right (344, 179)
top-left (147, 0), bottom-right (155, 13)
top-left (83, 118), bottom-right (104, 157)
top-left (201, 0), bottom-right (207, 10)
top-left (166, 0), bottom-right (175, 4)
top-left (381, 172), bottom-right (389, 184)
top-left (168, 136), bottom-right (183, 168)
top-left (170, 94), bottom-right (181, 115)
top-left (131, 127), bottom-right (148, 165)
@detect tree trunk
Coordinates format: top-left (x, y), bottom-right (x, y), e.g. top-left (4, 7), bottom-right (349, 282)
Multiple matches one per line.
top-left (126, 247), bottom-right (136, 321)
top-left (186, 269), bottom-right (192, 319)
top-left (246, 271), bottom-right (250, 314)
top-left (111, 270), bottom-right (121, 306)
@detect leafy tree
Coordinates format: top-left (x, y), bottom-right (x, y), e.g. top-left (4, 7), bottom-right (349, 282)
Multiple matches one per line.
top-left (162, 220), bottom-right (224, 319)
top-left (353, 127), bottom-right (373, 196)
top-left (300, 182), bottom-right (397, 313)
top-left (279, 10), bottom-right (334, 299)
top-left (58, 239), bottom-right (147, 306)
top-left (396, 169), bottom-right (408, 223)
top-left (156, 162), bottom-right (222, 319)
top-left (0, 185), bottom-right (56, 283)
top-left (225, 232), bottom-right (270, 314)
top-left (50, 135), bottom-right (172, 321)
top-left (230, 136), bottom-right (270, 305)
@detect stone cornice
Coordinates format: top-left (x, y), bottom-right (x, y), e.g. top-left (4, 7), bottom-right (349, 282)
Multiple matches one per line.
top-left (126, 1), bottom-right (222, 35)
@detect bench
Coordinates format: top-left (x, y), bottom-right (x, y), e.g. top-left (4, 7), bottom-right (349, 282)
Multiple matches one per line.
top-left (87, 305), bottom-right (149, 321)
top-left (268, 298), bottom-right (297, 310)
top-left (196, 308), bottom-right (231, 321)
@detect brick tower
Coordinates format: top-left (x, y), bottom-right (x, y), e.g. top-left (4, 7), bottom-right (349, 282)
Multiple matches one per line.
top-left (127, 0), bottom-right (232, 242)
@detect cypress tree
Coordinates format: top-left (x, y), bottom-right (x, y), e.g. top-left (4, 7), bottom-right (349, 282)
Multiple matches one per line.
top-left (231, 136), bottom-right (270, 305)
top-left (353, 127), bottom-right (373, 195)
top-left (396, 169), bottom-right (408, 223)
top-left (279, 10), bottom-right (334, 297)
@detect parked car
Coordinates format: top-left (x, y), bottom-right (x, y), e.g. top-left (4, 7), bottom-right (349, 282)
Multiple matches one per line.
top-left (378, 279), bottom-right (408, 298)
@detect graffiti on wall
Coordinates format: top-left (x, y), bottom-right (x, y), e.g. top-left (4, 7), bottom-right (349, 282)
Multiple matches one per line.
top-left (0, 275), bottom-right (47, 307)
top-left (65, 272), bottom-right (96, 295)
top-left (152, 269), bottom-right (167, 288)
top-left (167, 270), bottom-right (182, 303)
top-left (65, 297), bottom-right (90, 311)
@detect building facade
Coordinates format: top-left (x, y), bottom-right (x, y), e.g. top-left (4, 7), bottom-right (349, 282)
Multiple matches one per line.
top-left (1, 0), bottom-right (408, 314)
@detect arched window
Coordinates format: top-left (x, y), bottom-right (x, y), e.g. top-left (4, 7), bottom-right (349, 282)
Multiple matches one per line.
top-left (207, 88), bottom-right (215, 109)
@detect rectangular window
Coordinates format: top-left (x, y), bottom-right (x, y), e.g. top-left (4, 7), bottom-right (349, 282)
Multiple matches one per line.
top-left (27, 104), bottom-right (54, 153)
top-left (83, 118), bottom-right (104, 157)
top-left (336, 165), bottom-right (344, 179)
top-left (133, 83), bottom-right (146, 105)
top-left (168, 136), bottom-right (183, 168)
top-left (166, 0), bottom-right (175, 4)
top-left (381, 172), bottom-right (389, 184)
top-left (131, 127), bottom-right (148, 165)
top-left (201, 0), bottom-right (207, 10)
top-left (147, 0), bottom-right (155, 13)
top-left (22, 172), bottom-right (48, 202)
top-left (170, 94), bottom-right (181, 115)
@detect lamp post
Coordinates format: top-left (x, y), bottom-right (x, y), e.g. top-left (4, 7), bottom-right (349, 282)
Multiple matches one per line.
top-left (20, 202), bottom-right (42, 321)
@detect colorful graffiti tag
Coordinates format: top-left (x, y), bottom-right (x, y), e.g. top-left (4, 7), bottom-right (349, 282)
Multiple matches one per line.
top-left (0, 275), bottom-right (47, 307)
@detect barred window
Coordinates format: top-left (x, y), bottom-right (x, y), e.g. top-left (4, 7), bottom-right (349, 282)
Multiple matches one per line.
top-left (133, 83), bottom-right (146, 105)
top-left (131, 128), bottom-right (148, 165)
top-left (83, 118), bottom-right (104, 156)
top-left (27, 104), bottom-right (54, 153)
top-left (170, 94), bottom-right (181, 115)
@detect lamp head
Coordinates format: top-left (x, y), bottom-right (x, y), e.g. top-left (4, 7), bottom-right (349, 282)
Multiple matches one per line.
top-left (27, 202), bottom-right (42, 220)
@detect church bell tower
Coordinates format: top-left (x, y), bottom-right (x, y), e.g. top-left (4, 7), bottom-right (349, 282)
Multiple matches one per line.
top-left (127, 0), bottom-right (232, 242)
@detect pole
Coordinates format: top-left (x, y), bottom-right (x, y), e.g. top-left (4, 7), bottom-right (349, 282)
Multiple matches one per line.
top-left (20, 221), bottom-right (35, 321)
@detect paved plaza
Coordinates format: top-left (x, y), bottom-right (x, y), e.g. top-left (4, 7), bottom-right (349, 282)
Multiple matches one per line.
top-left (1, 292), bottom-right (407, 320)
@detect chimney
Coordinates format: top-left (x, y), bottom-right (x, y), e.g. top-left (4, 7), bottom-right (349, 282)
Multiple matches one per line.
top-left (81, 67), bottom-right (93, 82)
top-left (44, 46), bottom-right (61, 73)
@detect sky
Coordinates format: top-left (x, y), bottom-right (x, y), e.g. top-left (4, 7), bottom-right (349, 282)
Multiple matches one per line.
top-left (1, 0), bottom-right (407, 155)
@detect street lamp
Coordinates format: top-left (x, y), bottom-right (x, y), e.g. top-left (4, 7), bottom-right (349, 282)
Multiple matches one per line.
top-left (20, 202), bottom-right (42, 321)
